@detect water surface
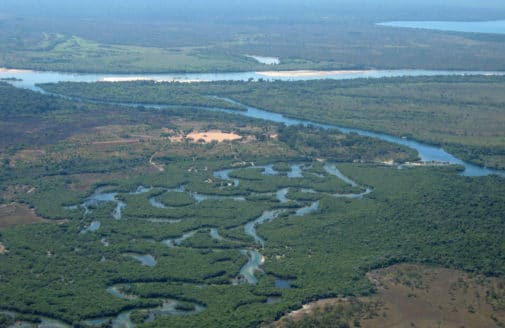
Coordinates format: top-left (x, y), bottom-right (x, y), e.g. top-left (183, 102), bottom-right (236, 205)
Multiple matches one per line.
top-left (379, 20), bottom-right (505, 35)
top-left (3, 69), bottom-right (505, 92)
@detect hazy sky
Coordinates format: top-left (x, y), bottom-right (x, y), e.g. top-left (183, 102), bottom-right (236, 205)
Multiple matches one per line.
top-left (1, 0), bottom-right (505, 21)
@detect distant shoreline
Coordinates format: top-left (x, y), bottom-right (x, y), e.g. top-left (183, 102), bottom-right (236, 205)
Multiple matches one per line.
top-left (256, 70), bottom-right (370, 78)
top-left (99, 77), bottom-right (206, 83)
top-left (0, 68), bottom-right (33, 74)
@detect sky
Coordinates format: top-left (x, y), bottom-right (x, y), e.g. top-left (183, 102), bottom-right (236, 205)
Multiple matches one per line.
top-left (1, 0), bottom-right (505, 21)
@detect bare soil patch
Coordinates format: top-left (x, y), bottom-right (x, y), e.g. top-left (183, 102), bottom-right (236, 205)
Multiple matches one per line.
top-left (1, 185), bottom-right (34, 200)
top-left (185, 130), bottom-right (242, 143)
top-left (0, 203), bottom-right (46, 229)
top-left (66, 173), bottom-right (118, 191)
top-left (272, 263), bottom-right (505, 328)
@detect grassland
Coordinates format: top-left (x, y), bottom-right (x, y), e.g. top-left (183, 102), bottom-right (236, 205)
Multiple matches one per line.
top-left (0, 33), bottom-right (266, 73)
top-left (273, 263), bottom-right (505, 328)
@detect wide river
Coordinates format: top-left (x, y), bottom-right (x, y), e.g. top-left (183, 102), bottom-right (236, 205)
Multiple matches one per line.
top-left (1, 68), bottom-right (505, 178)
top-left (2, 68), bottom-right (505, 90)
top-left (378, 20), bottom-right (505, 35)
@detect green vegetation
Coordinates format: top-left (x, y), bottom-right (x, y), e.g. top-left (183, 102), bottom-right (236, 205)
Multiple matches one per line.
top-left (41, 81), bottom-right (245, 110)
top-left (1, 72), bottom-right (505, 327)
top-left (3, 15), bottom-right (505, 73)
top-left (41, 76), bottom-right (505, 168)
top-left (0, 34), bottom-right (263, 74)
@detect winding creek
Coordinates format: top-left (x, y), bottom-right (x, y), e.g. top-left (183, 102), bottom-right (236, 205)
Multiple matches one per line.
top-left (56, 161), bottom-right (374, 327)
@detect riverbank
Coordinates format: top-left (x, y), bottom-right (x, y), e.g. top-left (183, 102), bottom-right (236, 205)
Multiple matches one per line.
top-left (99, 77), bottom-right (206, 83)
top-left (256, 70), bottom-right (369, 78)
top-left (0, 68), bottom-right (33, 74)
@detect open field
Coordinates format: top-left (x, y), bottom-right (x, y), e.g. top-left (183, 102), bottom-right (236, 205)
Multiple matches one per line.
top-left (0, 203), bottom-right (46, 229)
top-left (274, 263), bottom-right (505, 328)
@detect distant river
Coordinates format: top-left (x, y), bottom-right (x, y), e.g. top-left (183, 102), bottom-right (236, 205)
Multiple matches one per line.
top-left (378, 20), bottom-right (505, 34)
top-left (2, 68), bottom-right (505, 91)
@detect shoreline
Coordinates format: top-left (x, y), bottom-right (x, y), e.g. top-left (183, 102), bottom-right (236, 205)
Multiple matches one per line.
top-left (256, 69), bottom-right (371, 78)
top-left (99, 77), bottom-right (206, 83)
top-left (0, 68), bottom-right (33, 74)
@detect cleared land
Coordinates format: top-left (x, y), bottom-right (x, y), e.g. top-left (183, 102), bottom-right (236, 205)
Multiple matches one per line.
top-left (185, 130), bottom-right (242, 143)
top-left (0, 203), bottom-right (46, 229)
top-left (275, 263), bottom-right (505, 328)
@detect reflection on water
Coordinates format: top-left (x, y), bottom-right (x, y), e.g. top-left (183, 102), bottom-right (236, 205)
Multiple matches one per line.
top-left (210, 228), bottom-right (224, 241)
top-left (235, 249), bottom-right (263, 285)
top-left (213, 168), bottom-right (240, 187)
top-left (129, 186), bottom-right (152, 195)
top-left (163, 230), bottom-right (198, 247)
top-left (125, 253), bottom-right (157, 267)
top-left (288, 164), bottom-right (303, 178)
top-left (276, 188), bottom-right (290, 203)
top-left (275, 279), bottom-right (292, 289)
top-left (295, 201), bottom-right (320, 216)
top-left (80, 220), bottom-right (101, 234)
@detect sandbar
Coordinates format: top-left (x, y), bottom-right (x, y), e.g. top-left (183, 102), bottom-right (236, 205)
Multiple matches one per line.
top-left (0, 68), bottom-right (33, 74)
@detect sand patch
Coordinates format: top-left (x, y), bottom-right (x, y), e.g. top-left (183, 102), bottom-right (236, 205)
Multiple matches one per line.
top-left (272, 263), bottom-right (505, 328)
top-left (256, 70), bottom-right (370, 78)
top-left (0, 242), bottom-right (5, 254)
top-left (0, 68), bottom-right (33, 74)
top-left (0, 203), bottom-right (46, 229)
top-left (185, 130), bottom-right (242, 143)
